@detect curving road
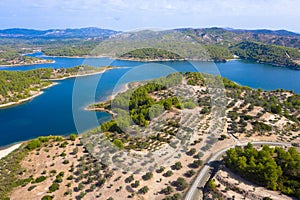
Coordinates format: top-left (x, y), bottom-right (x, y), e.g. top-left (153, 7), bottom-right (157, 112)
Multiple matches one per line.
top-left (184, 141), bottom-right (292, 200)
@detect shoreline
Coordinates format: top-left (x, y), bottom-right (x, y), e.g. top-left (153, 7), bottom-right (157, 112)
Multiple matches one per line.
top-left (85, 82), bottom-right (129, 113)
top-left (0, 68), bottom-right (114, 109)
top-left (48, 68), bottom-right (109, 81)
top-left (0, 82), bottom-right (58, 109)
top-left (0, 60), bottom-right (55, 67)
top-left (0, 142), bottom-right (22, 160)
top-left (42, 54), bottom-right (234, 63)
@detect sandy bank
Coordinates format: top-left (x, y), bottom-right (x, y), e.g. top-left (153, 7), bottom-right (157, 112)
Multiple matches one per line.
top-left (0, 143), bottom-right (22, 160)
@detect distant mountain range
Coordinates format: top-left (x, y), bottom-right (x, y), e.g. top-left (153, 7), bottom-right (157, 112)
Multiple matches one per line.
top-left (0, 27), bottom-right (121, 39)
top-left (0, 27), bottom-right (299, 40)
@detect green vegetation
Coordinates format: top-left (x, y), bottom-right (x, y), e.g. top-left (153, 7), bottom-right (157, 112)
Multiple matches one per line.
top-left (101, 73), bottom-right (182, 128)
top-left (41, 195), bottom-right (54, 200)
top-left (69, 133), bottom-right (77, 141)
top-left (142, 172), bottom-right (153, 181)
top-left (0, 68), bottom-right (52, 104)
top-left (231, 41), bottom-right (300, 69)
top-left (172, 177), bottom-right (188, 191)
top-left (139, 186), bottom-right (149, 194)
top-left (0, 65), bottom-right (109, 106)
top-left (120, 48), bottom-right (183, 60)
top-left (34, 176), bottom-right (46, 183)
top-left (172, 162), bottom-right (182, 170)
top-left (0, 146), bottom-right (28, 199)
top-left (0, 49), bottom-right (50, 65)
top-left (225, 143), bottom-right (300, 198)
top-left (204, 45), bottom-right (233, 61)
top-left (42, 45), bottom-right (95, 57)
top-left (25, 139), bottom-right (41, 150)
top-left (48, 182), bottom-right (60, 193)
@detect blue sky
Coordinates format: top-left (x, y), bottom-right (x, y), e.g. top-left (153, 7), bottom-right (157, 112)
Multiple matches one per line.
top-left (1, 0), bottom-right (300, 32)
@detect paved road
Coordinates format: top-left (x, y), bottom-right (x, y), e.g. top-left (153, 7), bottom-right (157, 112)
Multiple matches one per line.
top-left (184, 141), bottom-right (292, 200)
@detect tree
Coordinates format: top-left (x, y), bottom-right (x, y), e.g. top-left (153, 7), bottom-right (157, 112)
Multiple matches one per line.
top-left (139, 186), bottom-right (149, 194)
top-left (26, 139), bottom-right (41, 150)
top-left (173, 177), bottom-right (188, 191)
top-left (161, 186), bottom-right (173, 195)
top-left (208, 179), bottom-right (216, 190)
top-left (49, 182), bottom-right (59, 193)
top-left (131, 180), bottom-right (140, 188)
top-left (172, 162), bottom-right (182, 170)
top-left (185, 170), bottom-right (196, 178)
top-left (41, 195), bottom-right (53, 200)
top-left (142, 172), bottom-right (153, 181)
top-left (69, 133), bottom-right (77, 141)
top-left (271, 104), bottom-right (282, 114)
top-left (163, 170), bottom-right (173, 177)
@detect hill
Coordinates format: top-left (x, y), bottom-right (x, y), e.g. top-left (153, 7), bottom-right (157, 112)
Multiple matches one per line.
top-left (0, 27), bottom-right (120, 39)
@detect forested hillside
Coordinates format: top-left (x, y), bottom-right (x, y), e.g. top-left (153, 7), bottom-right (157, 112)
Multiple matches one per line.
top-left (231, 41), bottom-right (300, 69)
top-left (225, 143), bottom-right (300, 198)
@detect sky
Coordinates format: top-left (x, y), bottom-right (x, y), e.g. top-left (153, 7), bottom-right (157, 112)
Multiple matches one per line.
top-left (1, 0), bottom-right (300, 32)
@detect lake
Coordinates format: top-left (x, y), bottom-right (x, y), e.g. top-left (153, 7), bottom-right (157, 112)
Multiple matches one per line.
top-left (0, 53), bottom-right (299, 147)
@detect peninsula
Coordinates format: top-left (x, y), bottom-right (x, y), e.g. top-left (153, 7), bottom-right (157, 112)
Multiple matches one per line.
top-left (0, 65), bottom-right (113, 108)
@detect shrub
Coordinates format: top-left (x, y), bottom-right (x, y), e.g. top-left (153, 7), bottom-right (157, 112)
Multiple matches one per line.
top-left (172, 162), bottom-right (182, 170)
top-left (185, 170), bottom-right (196, 178)
top-left (142, 172), bottom-right (153, 181)
top-left (27, 185), bottom-right (36, 191)
top-left (173, 177), bottom-right (188, 191)
top-left (163, 170), bottom-right (173, 177)
top-left (63, 160), bottom-right (69, 165)
top-left (139, 186), bottom-right (149, 194)
top-left (69, 133), bottom-right (77, 141)
top-left (34, 176), bottom-right (46, 183)
top-left (49, 182), bottom-right (59, 193)
top-left (26, 139), bottom-right (41, 150)
top-left (113, 139), bottom-right (124, 149)
top-left (125, 175), bottom-right (134, 183)
top-left (187, 148), bottom-right (197, 156)
top-left (131, 180), bottom-right (140, 188)
top-left (156, 166), bottom-right (165, 173)
top-left (160, 186), bottom-right (173, 195)
top-left (41, 195), bottom-right (53, 200)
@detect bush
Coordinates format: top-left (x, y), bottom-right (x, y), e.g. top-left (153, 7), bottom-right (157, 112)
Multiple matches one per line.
top-left (187, 148), bottom-right (196, 156)
top-left (156, 166), bottom-right (165, 173)
top-left (27, 185), bottom-right (36, 191)
top-left (26, 139), bottom-right (41, 150)
top-left (113, 139), bottom-right (124, 149)
top-left (142, 172), bottom-right (153, 181)
top-left (49, 182), bottom-right (60, 193)
top-left (41, 195), bottom-right (53, 200)
top-left (190, 160), bottom-right (203, 168)
top-left (139, 186), bottom-right (149, 194)
top-left (69, 133), bottom-right (77, 141)
top-left (172, 162), bottom-right (182, 170)
top-left (160, 186), bottom-right (173, 195)
top-left (125, 175), bottom-right (134, 183)
top-left (34, 176), bottom-right (46, 183)
top-left (163, 170), bottom-right (173, 177)
top-left (185, 170), bottom-right (196, 178)
top-left (63, 160), bottom-right (69, 165)
top-left (173, 177), bottom-right (188, 191)
top-left (131, 180), bottom-right (140, 188)
top-left (60, 141), bottom-right (68, 148)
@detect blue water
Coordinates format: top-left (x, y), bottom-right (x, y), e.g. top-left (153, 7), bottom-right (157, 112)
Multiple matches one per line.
top-left (0, 53), bottom-right (299, 147)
